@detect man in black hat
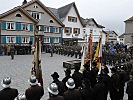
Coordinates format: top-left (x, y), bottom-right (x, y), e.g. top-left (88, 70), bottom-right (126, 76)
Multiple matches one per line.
top-left (51, 72), bottom-right (65, 96)
top-left (0, 77), bottom-right (18, 100)
top-left (25, 75), bottom-right (44, 100)
top-left (126, 70), bottom-right (133, 100)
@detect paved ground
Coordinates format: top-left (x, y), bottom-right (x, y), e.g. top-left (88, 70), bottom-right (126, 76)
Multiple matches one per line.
top-left (0, 53), bottom-right (128, 100)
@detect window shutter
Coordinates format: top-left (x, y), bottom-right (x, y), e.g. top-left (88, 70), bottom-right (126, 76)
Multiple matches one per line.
top-left (78, 28), bottom-right (80, 34)
top-left (50, 27), bottom-right (53, 33)
top-left (30, 36), bottom-right (34, 44)
top-left (59, 28), bottom-right (62, 33)
top-left (73, 28), bottom-right (75, 33)
top-left (16, 36), bottom-right (21, 44)
top-left (75, 18), bottom-right (77, 22)
top-left (16, 22), bottom-right (21, 30)
top-left (68, 16), bottom-right (70, 21)
top-left (1, 21), bottom-right (6, 30)
top-left (30, 24), bottom-right (33, 31)
top-left (70, 28), bottom-right (72, 33)
top-left (59, 37), bottom-right (62, 43)
top-left (50, 37), bottom-right (54, 43)
top-left (1, 36), bottom-right (6, 44)
top-left (64, 28), bottom-right (66, 33)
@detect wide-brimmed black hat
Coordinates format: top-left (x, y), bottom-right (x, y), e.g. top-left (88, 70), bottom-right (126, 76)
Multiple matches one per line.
top-left (51, 72), bottom-right (59, 79)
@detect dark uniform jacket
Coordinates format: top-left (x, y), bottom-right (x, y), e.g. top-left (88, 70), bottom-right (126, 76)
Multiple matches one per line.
top-left (63, 89), bottom-right (82, 100)
top-left (0, 87), bottom-right (18, 100)
top-left (25, 84), bottom-right (44, 100)
top-left (126, 79), bottom-right (133, 96)
top-left (48, 95), bottom-right (64, 100)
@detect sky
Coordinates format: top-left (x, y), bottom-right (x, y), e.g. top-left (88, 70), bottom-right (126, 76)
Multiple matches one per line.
top-left (0, 0), bottom-right (133, 36)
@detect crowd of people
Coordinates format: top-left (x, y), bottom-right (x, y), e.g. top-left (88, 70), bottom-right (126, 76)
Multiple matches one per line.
top-left (0, 61), bottom-right (133, 100)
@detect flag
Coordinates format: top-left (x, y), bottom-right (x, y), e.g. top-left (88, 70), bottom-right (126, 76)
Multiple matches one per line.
top-left (31, 37), bottom-right (43, 87)
top-left (79, 45), bottom-right (86, 73)
top-left (93, 32), bottom-right (102, 70)
top-left (88, 33), bottom-right (92, 60)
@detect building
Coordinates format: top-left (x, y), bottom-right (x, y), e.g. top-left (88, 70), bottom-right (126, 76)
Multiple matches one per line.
top-left (0, 6), bottom-right (38, 45)
top-left (81, 18), bottom-right (106, 45)
top-left (0, 0), bottom-right (64, 46)
top-left (124, 16), bottom-right (133, 46)
top-left (105, 31), bottom-right (118, 44)
top-left (48, 2), bottom-right (84, 46)
top-left (118, 33), bottom-right (125, 44)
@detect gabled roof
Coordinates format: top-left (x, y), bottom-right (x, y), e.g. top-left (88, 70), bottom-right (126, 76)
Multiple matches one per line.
top-left (22, 0), bottom-right (64, 27)
top-left (105, 31), bottom-right (118, 36)
top-left (124, 16), bottom-right (133, 22)
top-left (57, 2), bottom-right (85, 27)
top-left (0, 6), bottom-right (38, 23)
top-left (118, 33), bottom-right (125, 38)
top-left (102, 30), bottom-right (108, 34)
top-left (47, 7), bottom-right (59, 19)
top-left (82, 18), bottom-right (105, 28)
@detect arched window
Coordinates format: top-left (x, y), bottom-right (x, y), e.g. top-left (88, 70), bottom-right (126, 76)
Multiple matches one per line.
top-left (50, 20), bottom-right (54, 23)
top-left (16, 14), bottom-right (22, 17)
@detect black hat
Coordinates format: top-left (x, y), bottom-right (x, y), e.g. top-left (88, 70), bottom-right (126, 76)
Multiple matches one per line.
top-left (110, 67), bottom-right (117, 73)
top-left (64, 68), bottom-right (71, 75)
top-left (51, 72), bottom-right (59, 79)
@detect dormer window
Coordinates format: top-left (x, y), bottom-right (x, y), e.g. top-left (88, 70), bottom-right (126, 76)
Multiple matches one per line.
top-left (50, 20), bottom-right (54, 23)
top-left (16, 14), bottom-right (22, 17)
top-left (34, 5), bottom-right (38, 8)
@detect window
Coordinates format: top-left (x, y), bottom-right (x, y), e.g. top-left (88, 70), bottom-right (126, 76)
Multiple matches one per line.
top-left (64, 27), bottom-right (72, 33)
top-left (54, 27), bottom-right (59, 33)
top-left (21, 37), bottom-right (30, 43)
top-left (39, 25), bottom-right (44, 31)
top-left (44, 26), bottom-right (50, 32)
top-left (6, 36), bottom-right (16, 43)
top-left (16, 14), bottom-right (22, 17)
top-left (21, 24), bottom-right (30, 31)
top-left (31, 12), bottom-right (41, 19)
top-left (6, 22), bottom-right (15, 30)
top-left (44, 37), bottom-right (50, 43)
top-left (49, 20), bottom-right (54, 23)
top-left (73, 28), bottom-right (80, 34)
top-left (68, 16), bottom-right (77, 22)
top-left (34, 5), bottom-right (38, 8)
top-left (90, 29), bottom-right (93, 33)
top-left (54, 37), bottom-right (59, 43)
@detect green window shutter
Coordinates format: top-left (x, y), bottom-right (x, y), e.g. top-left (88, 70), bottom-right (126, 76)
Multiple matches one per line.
top-left (1, 36), bottom-right (6, 44)
top-left (59, 37), bottom-right (62, 43)
top-left (50, 37), bottom-right (54, 43)
top-left (30, 36), bottom-right (34, 44)
top-left (30, 24), bottom-right (33, 31)
top-left (16, 22), bottom-right (21, 30)
top-left (59, 28), bottom-right (62, 33)
top-left (50, 27), bottom-right (54, 33)
top-left (1, 21), bottom-right (6, 30)
top-left (16, 36), bottom-right (21, 44)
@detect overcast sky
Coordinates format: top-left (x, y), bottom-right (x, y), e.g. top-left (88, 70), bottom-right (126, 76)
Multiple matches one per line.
top-left (0, 0), bottom-right (133, 35)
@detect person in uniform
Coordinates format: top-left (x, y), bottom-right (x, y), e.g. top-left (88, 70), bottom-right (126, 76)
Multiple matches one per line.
top-left (48, 83), bottom-right (64, 100)
top-left (25, 75), bottom-right (44, 100)
top-left (126, 70), bottom-right (133, 100)
top-left (63, 78), bottom-right (82, 100)
top-left (10, 45), bottom-right (15, 60)
top-left (0, 77), bottom-right (18, 100)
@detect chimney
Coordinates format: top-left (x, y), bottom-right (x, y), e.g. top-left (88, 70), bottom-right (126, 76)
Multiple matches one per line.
top-left (22, 0), bottom-right (27, 5)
